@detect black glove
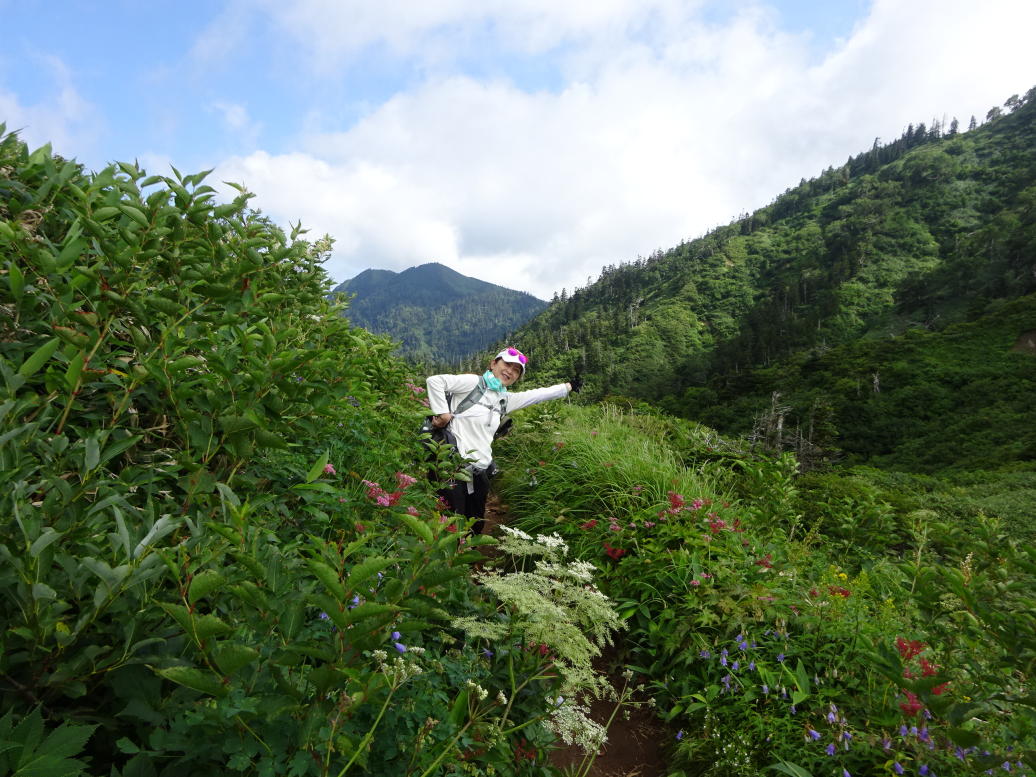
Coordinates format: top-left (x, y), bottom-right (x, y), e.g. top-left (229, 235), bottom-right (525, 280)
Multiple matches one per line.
top-left (568, 375), bottom-right (583, 393)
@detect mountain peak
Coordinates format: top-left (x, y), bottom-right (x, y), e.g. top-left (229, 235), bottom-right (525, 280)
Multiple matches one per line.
top-left (332, 263), bottom-right (546, 363)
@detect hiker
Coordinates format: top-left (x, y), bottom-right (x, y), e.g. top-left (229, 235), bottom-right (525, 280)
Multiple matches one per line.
top-left (426, 347), bottom-right (581, 534)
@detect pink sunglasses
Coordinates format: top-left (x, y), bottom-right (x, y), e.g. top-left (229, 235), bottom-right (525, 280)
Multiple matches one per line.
top-left (506, 347), bottom-right (528, 365)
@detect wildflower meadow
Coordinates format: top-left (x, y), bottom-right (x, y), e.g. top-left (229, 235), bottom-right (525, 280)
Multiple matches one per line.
top-left (496, 403), bottom-right (1035, 776)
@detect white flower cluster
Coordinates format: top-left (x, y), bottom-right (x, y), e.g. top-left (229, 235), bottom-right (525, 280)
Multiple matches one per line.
top-left (449, 614), bottom-right (508, 640)
top-left (390, 658), bottom-right (424, 684)
top-left (543, 698), bottom-right (607, 754)
top-left (535, 533), bottom-right (569, 554)
top-left (465, 679), bottom-right (489, 701)
top-left (496, 525), bottom-right (570, 561)
top-left (534, 559), bottom-right (596, 582)
top-left (499, 526), bottom-right (532, 541)
top-left (372, 651), bottom-right (423, 684)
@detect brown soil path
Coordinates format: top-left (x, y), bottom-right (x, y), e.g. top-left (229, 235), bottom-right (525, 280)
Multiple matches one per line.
top-left (481, 495), bottom-right (671, 777)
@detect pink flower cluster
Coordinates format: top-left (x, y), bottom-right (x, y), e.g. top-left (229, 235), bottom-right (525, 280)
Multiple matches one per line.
top-left (363, 480), bottom-right (402, 507)
top-left (659, 492), bottom-right (709, 519)
top-left (704, 512), bottom-right (745, 536)
top-left (361, 471), bottom-right (419, 508)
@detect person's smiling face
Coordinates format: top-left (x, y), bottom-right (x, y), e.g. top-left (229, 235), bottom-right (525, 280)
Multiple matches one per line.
top-left (490, 358), bottom-right (521, 386)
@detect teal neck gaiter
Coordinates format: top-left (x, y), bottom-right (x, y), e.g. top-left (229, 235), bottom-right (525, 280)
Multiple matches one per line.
top-left (483, 371), bottom-right (506, 393)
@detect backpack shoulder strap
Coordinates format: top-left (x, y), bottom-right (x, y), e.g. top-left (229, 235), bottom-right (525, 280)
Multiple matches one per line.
top-left (453, 376), bottom-right (510, 418)
top-left (452, 376), bottom-right (488, 416)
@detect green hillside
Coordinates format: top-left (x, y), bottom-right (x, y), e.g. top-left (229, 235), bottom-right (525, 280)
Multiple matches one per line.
top-left (495, 88), bottom-right (1036, 472)
top-left (331, 262), bottom-right (546, 364)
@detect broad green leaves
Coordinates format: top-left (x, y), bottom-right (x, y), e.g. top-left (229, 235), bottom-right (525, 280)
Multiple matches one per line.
top-left (0, 126), bottom-right (513, 777)
top-left (0, 708), bottom-right (97, 777)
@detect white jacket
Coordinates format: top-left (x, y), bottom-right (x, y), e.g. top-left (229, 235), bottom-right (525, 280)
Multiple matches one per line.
top-left (426, 373), bottom-right (570, 469)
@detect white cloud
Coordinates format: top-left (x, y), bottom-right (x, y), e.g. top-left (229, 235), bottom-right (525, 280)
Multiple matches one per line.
top-left (188, 2), bottom-right (255, 69)
top-left (213, 0), bottom-right (1036, 299)
top-left (252, 0), bottom-right (701, 72)
top-left (0, 55), bottom-right (100, 160)
top-left (212, 101), bottom-right (250, 132)
top-left (210, 100), bottom-right (262, 150)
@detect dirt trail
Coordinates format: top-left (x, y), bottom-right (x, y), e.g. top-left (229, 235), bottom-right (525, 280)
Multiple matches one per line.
top-left (481, 496), bottom-right (671, 777)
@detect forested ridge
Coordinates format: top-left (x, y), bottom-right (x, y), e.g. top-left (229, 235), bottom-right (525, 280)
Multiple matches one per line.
top-left (331, 262), bottom-right (546, 364)
top-left (480, 87), bottom-right (1036, 472)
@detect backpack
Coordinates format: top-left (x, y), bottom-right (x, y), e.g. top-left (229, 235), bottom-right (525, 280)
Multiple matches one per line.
top-left (419, 376), bottom-right (511, 453)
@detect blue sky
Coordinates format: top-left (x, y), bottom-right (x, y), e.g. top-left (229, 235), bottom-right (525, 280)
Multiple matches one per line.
top-left (2, 0), bottom-right (1033, 298)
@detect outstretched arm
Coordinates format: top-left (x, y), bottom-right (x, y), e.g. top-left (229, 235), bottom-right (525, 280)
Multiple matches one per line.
top-left (504, 382), bottom-right (571, 414)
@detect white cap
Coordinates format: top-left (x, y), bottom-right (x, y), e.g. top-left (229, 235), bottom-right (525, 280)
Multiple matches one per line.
top-left (495, 347), bottom-right (527, 376)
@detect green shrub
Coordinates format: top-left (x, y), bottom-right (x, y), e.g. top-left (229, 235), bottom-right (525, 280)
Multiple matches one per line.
top-left (0, 129), bottom-right (620, 776)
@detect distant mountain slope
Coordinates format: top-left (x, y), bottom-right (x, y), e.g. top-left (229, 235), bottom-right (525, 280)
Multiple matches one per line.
top-left (482, 87), bottom-right (1036, 471)
top-left (331, 262), bottom-right (547, 363)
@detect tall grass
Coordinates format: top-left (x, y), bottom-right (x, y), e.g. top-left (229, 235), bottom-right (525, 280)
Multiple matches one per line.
top-left (494, 402), bottom-right (1035, 776)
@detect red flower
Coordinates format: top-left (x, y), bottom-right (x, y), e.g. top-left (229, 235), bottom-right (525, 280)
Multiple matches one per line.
top-left (579, 519), bottom-right (598, 529)
top-left (754, 554), bottom-right (773, 569)
top-left (932, 682), bottom-right (949, 696)
top-left (514, 738), bottom-right (537, 762)
top-left (668, 491), bottom-right (685, 511)
top-left (896, 637), bottom-right (926, 661)
top-left (603, 542), bottom-right (627, 560)
top-left (899, 690), bottom-right (923, 716)
top-left (828, 585), bottom-right (851, 598)
top-left (920, 657), bottom-right (939, 677)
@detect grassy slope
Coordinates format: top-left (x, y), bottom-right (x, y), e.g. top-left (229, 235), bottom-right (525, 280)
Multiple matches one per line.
top-left (494, 401), bottom-right (1036, 775)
